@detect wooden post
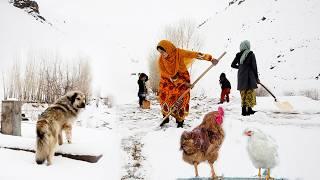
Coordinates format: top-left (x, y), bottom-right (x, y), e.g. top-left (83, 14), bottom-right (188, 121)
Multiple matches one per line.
top-left (1, 100), bottom-right (22, 136)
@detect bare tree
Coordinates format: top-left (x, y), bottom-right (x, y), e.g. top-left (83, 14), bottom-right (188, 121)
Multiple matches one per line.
top-left (164, 19), bottom-right (203, 50)
top-left (2, 51), bottom-right (92, 103)
top-left (7, 58), bottom-right (22, 99)
top-left (2, 71), bottom-right (8, 100)
top-left (147, 51), bottom-right (160, 94)
top-left (76, 57), bottom-right (92, 97)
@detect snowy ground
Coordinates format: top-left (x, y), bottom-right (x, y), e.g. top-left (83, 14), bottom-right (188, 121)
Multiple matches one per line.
top-left (0, 96), bottom-right (320, 180)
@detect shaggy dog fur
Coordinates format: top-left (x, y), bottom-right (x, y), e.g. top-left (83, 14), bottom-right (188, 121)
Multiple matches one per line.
top-left (180, 109), bottom-right (225, 178)
top-left (35, 91), bottom-right (86, 165)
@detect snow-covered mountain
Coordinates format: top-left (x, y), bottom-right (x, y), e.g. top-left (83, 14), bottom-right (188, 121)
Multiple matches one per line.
top-left (0, 0), bottom-right (319, 102)
top-left (195, 0), bottom-right (320, 97)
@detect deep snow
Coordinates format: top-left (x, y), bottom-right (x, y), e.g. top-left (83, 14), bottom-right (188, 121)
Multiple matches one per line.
top-left (0, 96), bottom-right (320, 179)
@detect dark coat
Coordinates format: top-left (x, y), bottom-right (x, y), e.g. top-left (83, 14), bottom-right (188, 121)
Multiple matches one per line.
top-left (231, 51), bottom-right (259, 90)
top-left (219, 77), bottom-right (231, 89)
top-left (138, 73), bottom-right (149, 95)
top-left (138, 80), bottom-right (147, 96)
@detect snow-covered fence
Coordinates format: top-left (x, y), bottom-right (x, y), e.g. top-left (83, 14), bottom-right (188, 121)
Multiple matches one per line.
top-left (1, 100), bottom-right (22, 136)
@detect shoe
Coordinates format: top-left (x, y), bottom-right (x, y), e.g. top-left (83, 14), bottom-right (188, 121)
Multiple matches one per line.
top-left (247, 107), bottom-right (256, 115)
top-left (177, 120), bottom-right (184, 128)
top-left (218, 101), bottom-right (223, 104)
top-left (160, 117), bottom-right (169, 127)
top-left (242, 107), bottom-right (248, 116)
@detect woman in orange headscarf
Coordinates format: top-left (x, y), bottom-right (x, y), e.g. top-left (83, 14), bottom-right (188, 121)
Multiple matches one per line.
top-left (157, 40), bottom-right (218, 128)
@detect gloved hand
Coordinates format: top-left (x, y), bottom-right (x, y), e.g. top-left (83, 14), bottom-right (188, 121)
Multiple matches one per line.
top-left (211, 58), bottom-right (218, 65)
top-left (256, 79), bottom-right (261, 84)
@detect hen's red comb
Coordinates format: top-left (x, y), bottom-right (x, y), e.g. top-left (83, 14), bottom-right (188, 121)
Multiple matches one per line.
top-left (215, 106), bottom-right (224, 125)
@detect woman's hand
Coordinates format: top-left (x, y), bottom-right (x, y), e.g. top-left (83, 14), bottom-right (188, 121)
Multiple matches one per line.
top-left (198, 53), bottom-right (213, 61)
top-left (256, 79), bottom-right (261, 84)
top-left (184, 82), bottom-right (194, 89)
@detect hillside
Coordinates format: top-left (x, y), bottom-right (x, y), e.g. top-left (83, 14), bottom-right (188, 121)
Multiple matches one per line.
top-left (195, 0), bottom-right (320, 97)
top-left (0, 0), bottom-right (319, 101)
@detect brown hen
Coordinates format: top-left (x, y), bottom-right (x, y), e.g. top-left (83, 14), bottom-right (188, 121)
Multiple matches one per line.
top-left (180, 107), bottom-right (225, 178)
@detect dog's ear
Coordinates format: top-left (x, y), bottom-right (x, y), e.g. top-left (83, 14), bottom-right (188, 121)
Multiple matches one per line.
top-left (68, 92), bottom-right (78, 104)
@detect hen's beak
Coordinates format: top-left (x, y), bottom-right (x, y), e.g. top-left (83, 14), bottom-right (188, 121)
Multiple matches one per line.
top-left (244, 131), bottom-right (252, 136)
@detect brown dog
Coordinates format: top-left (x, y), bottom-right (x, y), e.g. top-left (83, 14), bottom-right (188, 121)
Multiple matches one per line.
top-left (35, 91), bottom-right (86, 165)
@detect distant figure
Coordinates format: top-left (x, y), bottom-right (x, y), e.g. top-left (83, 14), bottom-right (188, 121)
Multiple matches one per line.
top-left (231, 40), bottom-right (260, 116)
top-left (156, 39), bottom-right (218, 128)
top-left (218, 73), bottom-right (231, 104)
top-left (95, 98), bottom-right (99, 108)
top-left (137, 73), bottom-right (148, 108)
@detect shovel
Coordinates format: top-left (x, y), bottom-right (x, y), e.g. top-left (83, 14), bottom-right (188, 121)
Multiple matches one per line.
top-left (159, 51), bottom-right (227, 127)
top-left (259, 82), bottom-right (293, 112)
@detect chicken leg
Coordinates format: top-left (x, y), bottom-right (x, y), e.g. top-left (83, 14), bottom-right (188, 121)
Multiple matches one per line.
top-left (194, 162), bottom-right (199, 177)
top-left (258, 168), bottom-right (261, 178)
top-left (209, 163), bottom-right (216, 178)
top-left (265, 168), bottom-right (271, 180)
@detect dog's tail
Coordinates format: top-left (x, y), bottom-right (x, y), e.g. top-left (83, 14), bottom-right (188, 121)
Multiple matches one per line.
top-left (35, 120), bottom-right (50, 165)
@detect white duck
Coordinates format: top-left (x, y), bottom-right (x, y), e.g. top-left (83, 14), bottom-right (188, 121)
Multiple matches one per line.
top-left (244, 128), bottom-right (279, 180)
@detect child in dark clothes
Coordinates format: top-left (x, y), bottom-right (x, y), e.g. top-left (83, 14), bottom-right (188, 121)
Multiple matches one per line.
top-left (218, 73), bottom-right (231, 104)
top-left (137, 73), bottom-right (149, 107)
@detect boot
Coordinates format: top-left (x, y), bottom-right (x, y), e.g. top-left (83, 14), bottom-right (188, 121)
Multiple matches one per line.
top-left (242, 107), bottom-right (248, 116)
top-left (247, 107), bottom-right (256, 115)
top-left (177, 120), bottom-right (184, 128)
top-left (160, 116), bottom-right (169, 127)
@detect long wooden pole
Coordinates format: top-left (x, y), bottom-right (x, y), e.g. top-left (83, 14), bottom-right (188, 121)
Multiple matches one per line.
top-left (160, 52), bottom-right (227, 126)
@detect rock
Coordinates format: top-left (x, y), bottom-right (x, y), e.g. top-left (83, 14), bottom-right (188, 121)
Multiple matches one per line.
top-left (13, 0), bottom-right (39, 14)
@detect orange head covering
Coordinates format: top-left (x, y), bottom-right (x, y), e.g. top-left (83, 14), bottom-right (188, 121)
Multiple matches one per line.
top-left (157, 40), bottom-right (181, 78)
top-left (157, 40), bottom-right (199, 78)
top-left (157, 40), bottom-right (210, 78)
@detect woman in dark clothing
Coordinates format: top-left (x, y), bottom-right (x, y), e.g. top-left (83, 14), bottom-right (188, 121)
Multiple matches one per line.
top-left (218, 73), bottom-right (231, 104)
top-left (231, 40), bottom-right (260, 116)
top-left (137, 73), bottom-right (148, 107)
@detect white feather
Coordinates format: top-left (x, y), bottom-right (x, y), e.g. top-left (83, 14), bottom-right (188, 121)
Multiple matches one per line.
top-left (246, 128), bottom-right (279, 169)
